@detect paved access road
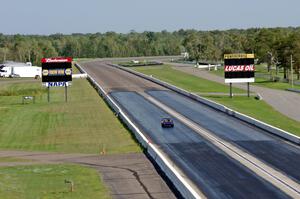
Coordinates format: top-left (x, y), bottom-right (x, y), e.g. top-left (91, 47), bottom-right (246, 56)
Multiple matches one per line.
top-left (80, 60), bottom-right (300, 198)
top-left (0, 151), bottom-right (176, 199)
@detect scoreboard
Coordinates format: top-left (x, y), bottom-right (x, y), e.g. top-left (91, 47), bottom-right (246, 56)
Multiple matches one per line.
top-left (41, 57), bottom-right (72, 83)
top-left (224, 54), bottom-right (255, 83)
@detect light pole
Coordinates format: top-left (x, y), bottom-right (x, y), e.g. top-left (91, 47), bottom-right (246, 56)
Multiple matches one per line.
top-left (291, 55), bottom-right (294, 88)
top-left (267, 51), bottom-right (274, 80)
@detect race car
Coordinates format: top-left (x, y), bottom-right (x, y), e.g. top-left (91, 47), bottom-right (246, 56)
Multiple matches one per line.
top-left (161, 118), bottom-right (174, 128)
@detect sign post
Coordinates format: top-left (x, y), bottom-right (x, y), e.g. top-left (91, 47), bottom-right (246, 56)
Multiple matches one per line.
top-left (224, 54), bottom-right (255, 98)
top-left (41, 57), bottom-right (72, 102)
top-left (65, 85), bottom-right (68, 102)
top-left (47, 86), bottom-right (50, 103)
top-left (247, 82), bottom-right (250, 97)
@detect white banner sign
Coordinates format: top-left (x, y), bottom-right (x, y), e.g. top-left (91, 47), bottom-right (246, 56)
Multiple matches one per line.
top-left (44, 82), bottom-right (69, 87)
top-left (225, 78), bottom-right (255, 83)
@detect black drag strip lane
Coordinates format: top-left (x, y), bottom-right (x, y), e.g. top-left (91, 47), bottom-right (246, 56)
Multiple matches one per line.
top-left (110, 91), bottom-right (290, 199)
top-left (147, 90), bottom-right (300, 183)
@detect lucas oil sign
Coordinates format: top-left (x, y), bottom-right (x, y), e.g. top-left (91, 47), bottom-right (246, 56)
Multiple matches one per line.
top-left (224, 54), bottom-right (255, 83)
top-left (41, 57), bottom-right (72, 84)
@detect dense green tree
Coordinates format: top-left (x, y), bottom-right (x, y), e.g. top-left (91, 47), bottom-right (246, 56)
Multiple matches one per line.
top-left (183, 32), bottom-right (207, 63)
top-left (0, 27), bottom-right (299, 77)
top-left (289, 31), bottom-right (300, 79)
top-left (0, 47), bottom-right (9, 62)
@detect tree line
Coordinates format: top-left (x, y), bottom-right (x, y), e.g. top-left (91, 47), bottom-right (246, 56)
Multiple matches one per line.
top-left (0, 27), bottom-right (299, 79)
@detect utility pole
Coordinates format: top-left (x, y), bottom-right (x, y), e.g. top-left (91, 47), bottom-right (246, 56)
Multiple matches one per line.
top-left (291, 55), bottom-right (294, 88)
top-left (229, 83), bottom-right (233, 98)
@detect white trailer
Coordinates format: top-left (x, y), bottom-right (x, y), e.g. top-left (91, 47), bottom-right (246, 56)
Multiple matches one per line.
top-left (13, 66), bottom-right (41, 78)
top-left (0, 66), bottom-right (41, 78)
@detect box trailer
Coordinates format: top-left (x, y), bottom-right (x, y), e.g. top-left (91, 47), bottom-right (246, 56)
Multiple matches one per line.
top-left (0, 66), bottom-right (42, 78)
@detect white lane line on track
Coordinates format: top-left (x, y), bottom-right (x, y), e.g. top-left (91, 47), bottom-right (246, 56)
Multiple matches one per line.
top-left (140, 92), bottom-right (300, 198)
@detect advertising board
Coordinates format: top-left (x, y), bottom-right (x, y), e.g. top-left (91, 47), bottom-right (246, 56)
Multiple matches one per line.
top-left (41, 57), bottom-right (72, 83)
top-left (41, 57), bottom-right (72, 102)
top-left (224, 54), bottom-right (255, 83)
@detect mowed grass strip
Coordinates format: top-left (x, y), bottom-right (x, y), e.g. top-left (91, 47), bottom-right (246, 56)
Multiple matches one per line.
top-left (0, 78), bottom-right (141, 154)
top-left (210, 65), bottom-right (300, 91)
top-left (207, 96), bottom-right (300, 136)
top-left (254, 77), bottom-right (300, 90)
top-left (0, 164), bottom-right (111, 199)
top-left (132, 65), bottom-right (244, 93)
top-left (132, 65), bottom-right (300, 136)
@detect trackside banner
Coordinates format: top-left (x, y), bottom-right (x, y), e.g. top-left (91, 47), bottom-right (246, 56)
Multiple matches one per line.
top-left (224, 54), bottom-right (255, 83)
top-left (45, 82), bottom-right (69, 87)
top-left (224, 65), bottom-right (255, 72)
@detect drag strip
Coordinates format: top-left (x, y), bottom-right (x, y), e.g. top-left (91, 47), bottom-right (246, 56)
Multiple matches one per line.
top-left (110, 91), bottom-right (289, 199)
top-left (80, 61), bottom-right (298, 198)
top-left (147, 90), bottom-right (300, 183)
top-left (80, 61), bottom-right (165, 92)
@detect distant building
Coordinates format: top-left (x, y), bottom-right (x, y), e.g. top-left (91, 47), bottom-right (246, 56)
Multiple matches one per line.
top-left (181, 52), bottom-right (189, 59)
top-left (131, 60), bottom-right (140, 64)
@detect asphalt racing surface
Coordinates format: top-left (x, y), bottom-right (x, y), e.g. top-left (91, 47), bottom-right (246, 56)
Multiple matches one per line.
top-left (81, 61), bottom-right (294, 198)
top-left (80, 61), bottom-right (164, 92)
top-left (110, 91), bottom-right (289, 199)
top-left (147, 90), bottom-right (300, 183)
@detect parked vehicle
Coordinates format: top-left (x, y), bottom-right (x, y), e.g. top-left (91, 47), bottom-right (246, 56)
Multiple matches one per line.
top-left (0, 65), bottom-right (41, 78)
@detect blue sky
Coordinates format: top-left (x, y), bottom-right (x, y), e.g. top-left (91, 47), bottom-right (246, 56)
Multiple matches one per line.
top-left (1, 0), bottom-right (300, 35)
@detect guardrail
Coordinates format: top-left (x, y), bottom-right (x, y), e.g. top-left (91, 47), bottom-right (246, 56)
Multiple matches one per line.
top-left (72, 74), bottom-right (87, 79)
top-left (286, 88), bottom-right (300, 93)
top-left (74, 62), bottom-right (202, 199)
top-left (108, 63), bottom-right (300, 145)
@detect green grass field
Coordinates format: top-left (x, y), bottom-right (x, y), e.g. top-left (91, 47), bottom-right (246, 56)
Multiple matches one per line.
top-left (132, 65), bottom-right (300, 136)
top-left (0, 78), bottom-right (141, 154)
top-left (210, 64), bottom-right (300, 91)
top-left (133, 65), bottom-right (244, 93)
top-left (208, 96), bottom-right (300, 136)
top-left (0, 164), bottom-right (111, 199)
top-left (254, 77), bottom-right (300, 90)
